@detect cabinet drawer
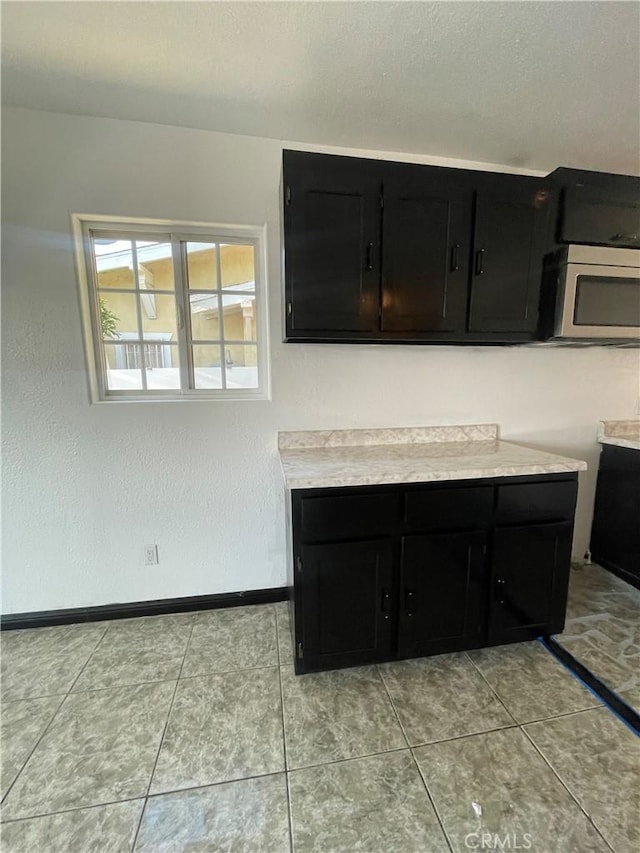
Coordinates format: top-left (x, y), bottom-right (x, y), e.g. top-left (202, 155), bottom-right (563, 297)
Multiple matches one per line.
top-left (496, 480), bottom-right (577, 525)
top-left (299, 493), bottom-right (398, 542)
top-left (404, 486), bottom-right (493, 531)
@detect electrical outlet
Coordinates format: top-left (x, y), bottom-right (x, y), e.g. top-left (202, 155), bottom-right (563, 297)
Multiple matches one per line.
top-left (144, 544), bottom-right (158, 566)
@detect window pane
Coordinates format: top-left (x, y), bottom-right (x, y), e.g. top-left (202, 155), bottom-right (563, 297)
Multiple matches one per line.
top-left (220, 243), bottom-right (255, 290)
top-left (98, 292), bottom-right (138, 339)
top-left (221, 293), bottom-right (256, 342)
top-left (146, 345), bottom-right (181, 390)
top-left (103, 343), bottom-right (143, 390)
top-left (136, 242), bottom-right (175, 290)
top-left (94, 240), bottom-right (135, 289)
top-left (193, 345), bottom-right (223, 389)
top-left (140, 293), bottom-right (178, 340)
top-left (186, 242), bottom-right (218, 290)
top-left (190, 293), bottom-right (220, 341)
top-left (225, 345), bottom-right (258, 388)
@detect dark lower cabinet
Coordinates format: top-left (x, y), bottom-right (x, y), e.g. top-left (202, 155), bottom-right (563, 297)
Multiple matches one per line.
top-left (489, 522), bottom-right (572, 644)
top-left (289, 474), bottom-right (578, 673)
top-left (397, 531), bottom-right (486, 658)
top-left (590, 444), bottom-right (640, 588)
top-left (299, 539), bottom-right (394, 671)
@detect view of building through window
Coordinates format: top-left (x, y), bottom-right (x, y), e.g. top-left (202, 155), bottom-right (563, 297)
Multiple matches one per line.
top-left (90, 231), bottom-right (262, 397)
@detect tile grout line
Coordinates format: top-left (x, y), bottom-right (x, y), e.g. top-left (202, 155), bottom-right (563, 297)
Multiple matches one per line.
top-left (0, 623), bottom-right (110, 809)
top-left (463, 651), bottom-right (520, 726)
top-left (375, 665), bottom-right (455, 853)
top-left (0, 795), bottom-right (147, 827)
top-left (274, 606), bottom-right (295, 853)
top-left (0, 693), bottom-right (66, 810)
top-left (519, 724), bottom-right (617, 853)
top-left (129, 621), bottom-right (196, 852)
top-left (2, 771), bottom-right (297, 827)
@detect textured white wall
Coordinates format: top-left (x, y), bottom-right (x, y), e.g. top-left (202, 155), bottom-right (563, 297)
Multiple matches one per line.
top-left (2, 107), bottom-right (639, 614)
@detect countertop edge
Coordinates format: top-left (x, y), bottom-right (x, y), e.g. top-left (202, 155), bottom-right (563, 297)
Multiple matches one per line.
top-left (283, 460), bottom-right (587, 490)
top-left (599, 436), bottom-right (640, 451)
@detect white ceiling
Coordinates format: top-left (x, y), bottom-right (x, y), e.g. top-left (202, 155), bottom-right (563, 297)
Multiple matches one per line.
top-left (2, 1), bottom-right (639, 174)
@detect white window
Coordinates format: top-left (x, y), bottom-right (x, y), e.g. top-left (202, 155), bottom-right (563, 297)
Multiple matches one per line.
top-left (73, 216), bottom-right (269, 402)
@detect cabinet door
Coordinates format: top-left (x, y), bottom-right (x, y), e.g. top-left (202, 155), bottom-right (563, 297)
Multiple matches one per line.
top-left (469, 178), bottom-right (550, 334)
top-left (283, 151), bottom-right (381, 336)
top-left (398, 531), bottom-right (486, 658)
top-left (590, 445), bottom-right (640, 586)
top-left (381, 164), bottom-right (472, 333)
top-left (298, 539), bottom-right (394, 672)
top-left (489, 522), bottom-right (572, 644)
top-left (552, 168), bottom-right (640, 248)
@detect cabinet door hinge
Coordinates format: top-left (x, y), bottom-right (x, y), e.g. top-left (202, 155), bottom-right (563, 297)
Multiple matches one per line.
top-left (286, 186), bottom-right (292, 205)
top-left (297, 641), bottom-right (303, 659)
top-left (295, 555), bottom-right (302, 574)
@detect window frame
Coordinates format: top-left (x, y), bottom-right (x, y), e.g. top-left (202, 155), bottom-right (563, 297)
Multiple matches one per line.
top-left (72, 215), bottom-right (270, 403)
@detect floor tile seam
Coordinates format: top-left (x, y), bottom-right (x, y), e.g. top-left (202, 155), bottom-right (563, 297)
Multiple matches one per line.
top-left (130, 619), bottom-right (196, 851)
top-left (408, 721), bottom-right (520, 750)
top-left (276, 661), bottom-right (290, 772)
top-left (179, 660), bottom-right (281, 680)
top-left (145, 769), bottom-right (288, 801)
top-left (60, 623), bottom-right (112, 698)
top-left (374, 664), bottom-right (411, 750)
top-left (514, 703), bottom-right (605, 727)
top-left (59, 675), bottom-right (182, 697)
top-left (285, 744), bottom-right (413, 775)
top-left (283, 758), bottom-right (295, 853)
top-left (408, 747), bottom-right (455, 853)
top-left (0, 794), bottom-right (147, 826)
top-left (276, 655), bottom-right (295, 852)
top-left (462, 651), bottom-right (520, 726)
top-left (518, 724), bottom-right (617, 853)
top-left (0, 691), bottom-right (67, 809)
top-left (0, 692), bottom-right (68, 708)
top-left (275, 607), bottom-right (282, 667)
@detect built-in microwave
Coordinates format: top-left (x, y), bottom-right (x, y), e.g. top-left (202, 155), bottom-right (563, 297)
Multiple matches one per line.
top-left (541, 245), bottom-right (640, 341)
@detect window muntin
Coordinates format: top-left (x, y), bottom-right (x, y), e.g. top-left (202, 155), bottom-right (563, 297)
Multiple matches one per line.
top-left (75, 218), bottom-right (268, 401)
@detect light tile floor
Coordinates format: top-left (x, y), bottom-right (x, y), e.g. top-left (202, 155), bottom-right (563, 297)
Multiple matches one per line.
top-left (553, 563), bottom-right (640, 712)
top-left (1, 602), bottom-right (638, 852)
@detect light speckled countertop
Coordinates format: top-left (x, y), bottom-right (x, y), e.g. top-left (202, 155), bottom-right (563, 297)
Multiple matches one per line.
top-left (597, 420), bottom-right (640, 451)
top-left (278, 425), bottom-right (587, 489)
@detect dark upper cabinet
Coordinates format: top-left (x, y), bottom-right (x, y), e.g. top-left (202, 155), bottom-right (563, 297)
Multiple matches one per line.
top-left (549, 168), bottom-right (640, 249)
top-left (397, 531), bottom-right (486, 658)
top-left (468, 178), bottom-right (550, 334)
top-left (298, 538), bottom-right (394, 671)
top-left (380, 163), bottom-right (472, 334)
top-left (283, 150), bottom-right (551, 343)
top-left (283, 151), bottom-right (381, 333)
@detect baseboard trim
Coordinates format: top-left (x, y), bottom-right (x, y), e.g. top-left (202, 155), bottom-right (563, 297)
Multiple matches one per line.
top-left (543, 636), bottom-right (640, 735)
top-left (0, 587), bottom-right (288, 631)
top-left (589, 554), bottom-right (640, 591)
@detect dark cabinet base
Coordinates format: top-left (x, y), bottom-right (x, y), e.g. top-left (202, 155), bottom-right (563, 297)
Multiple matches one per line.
top-left (288, 474), bottom-right (578, 673)
top-left (590, 444), bottom-right (640, 589)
